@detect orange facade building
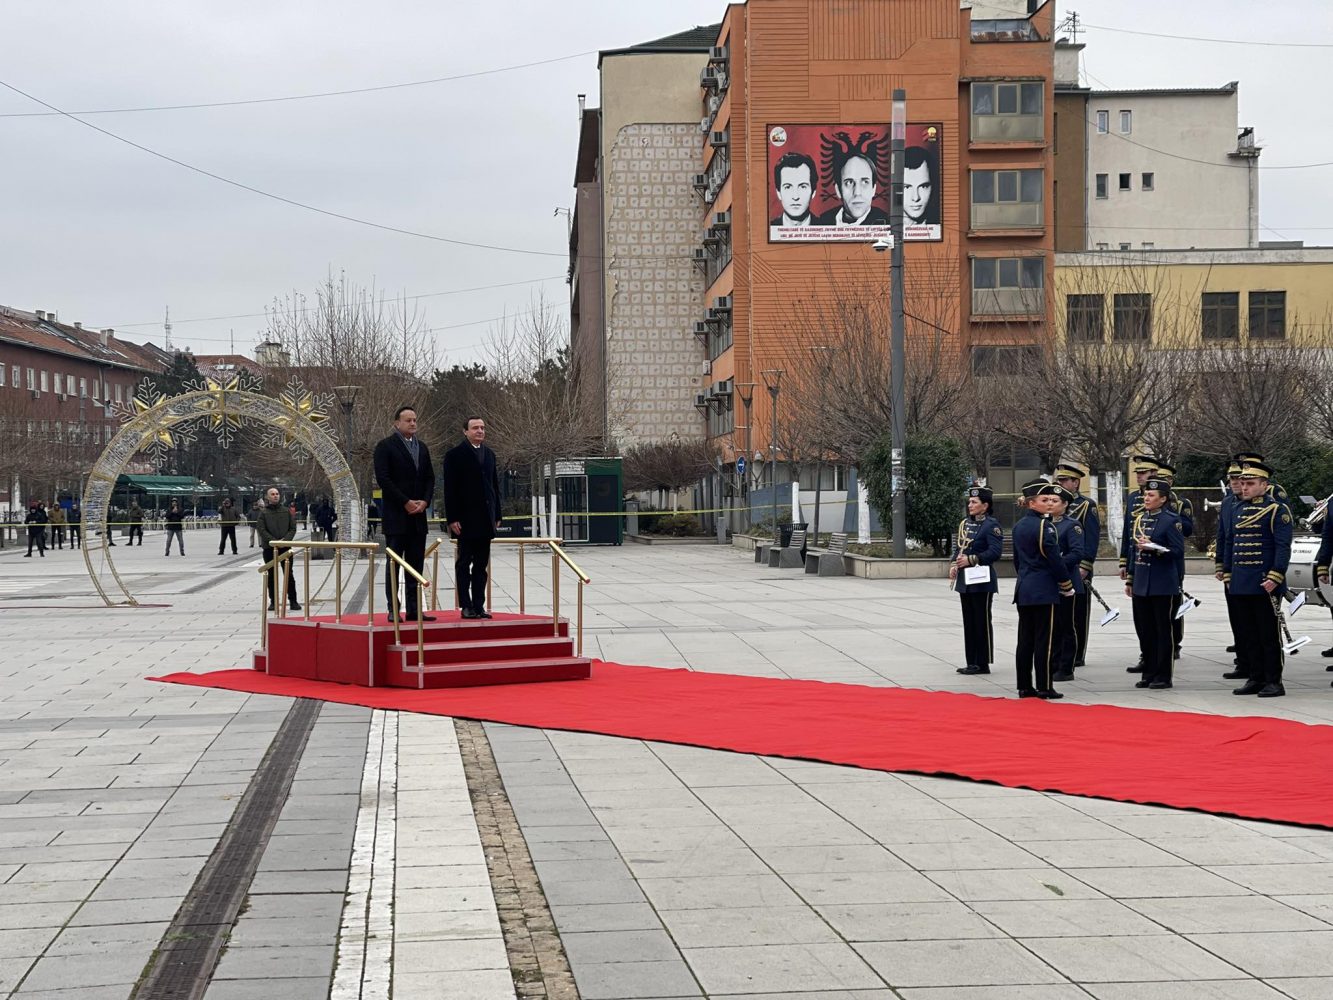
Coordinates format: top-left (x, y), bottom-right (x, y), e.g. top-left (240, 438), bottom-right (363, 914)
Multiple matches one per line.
top-left (696, 0), bottom-right (1056, 467)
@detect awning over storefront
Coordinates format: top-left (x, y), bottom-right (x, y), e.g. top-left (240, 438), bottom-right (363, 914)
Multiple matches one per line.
top-left (114, 475), bottom-right (220, 496)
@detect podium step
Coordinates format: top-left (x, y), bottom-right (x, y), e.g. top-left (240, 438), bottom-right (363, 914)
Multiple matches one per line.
top-left (391, 636), bottom-right (574, 667)
top-left (389, 655), bottom-right (592, 688)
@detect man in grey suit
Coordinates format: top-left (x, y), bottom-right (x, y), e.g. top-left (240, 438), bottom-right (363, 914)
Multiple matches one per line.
top-left (372, 405), bottom-right (436, 623)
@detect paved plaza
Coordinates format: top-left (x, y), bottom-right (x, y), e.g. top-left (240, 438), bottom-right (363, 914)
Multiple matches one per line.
top-left (3, 528), bottom-right (1333, 998)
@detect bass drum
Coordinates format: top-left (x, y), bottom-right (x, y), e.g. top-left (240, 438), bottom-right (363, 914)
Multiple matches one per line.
top-left (1288, 534), bottom-right (1328, 606)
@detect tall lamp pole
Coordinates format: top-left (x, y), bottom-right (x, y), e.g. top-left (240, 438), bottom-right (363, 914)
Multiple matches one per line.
top-left (735, 382), bottom-right (756, 531)
top-left (332, 384), bottom-right (361, 529)
top-left (761, 369), bottom-right (784, 545)
top-left (889, 88), bottom-right (908, 558)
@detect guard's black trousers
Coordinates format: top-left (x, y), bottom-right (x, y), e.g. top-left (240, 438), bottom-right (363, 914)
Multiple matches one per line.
top-left (1171, 592), bottom-right (1185, 652)
top-left (1232, 593), bottom-right (1283, 686)
top-left (1016, 603), bottom-right (1057, 693)
top-left (1224, 589), bottom-right (1249, 676)
top-left (959, 592), bottom-right (993, 668)
top-left (1132, 594), bottom-right (1174, 685)
top-left (455, 534), bottom-right (492, 613)
top-left (1053, 593), bottom-right (1078, 674)
top-left (1072, 588), bottom-right (1091, 665)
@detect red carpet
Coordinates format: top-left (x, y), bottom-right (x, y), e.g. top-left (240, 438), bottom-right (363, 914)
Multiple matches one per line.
top-left (150, 662), bottom-right (1333, 829)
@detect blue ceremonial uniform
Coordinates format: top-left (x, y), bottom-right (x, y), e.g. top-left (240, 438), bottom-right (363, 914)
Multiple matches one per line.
top-left (1119, 489), bottom-right (1145, 572)
top-left (952, 514), bottom-right (1002, 671)
top-left (1052, 515), bottom-right (1087, 676)
top-left (1166, 491), bottom-right (1195, 650)
top-left (1127, 505), bottom-right (1185, 686)
top-left (1224, 494), bottom-right (1293, 689)
top-left (1215, 491), bottom-right (1249, 673)
top-left (1066, 491), bottom-right (1099, 666)
top-left (1012, 509), bottom-right (1073, 694)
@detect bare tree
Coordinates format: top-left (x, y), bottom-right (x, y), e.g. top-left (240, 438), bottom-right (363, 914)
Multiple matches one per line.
top-left (622, 438), bottom-right (719, 510)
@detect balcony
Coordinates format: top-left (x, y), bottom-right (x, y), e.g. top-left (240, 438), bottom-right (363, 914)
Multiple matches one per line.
top-left (970, 19), bottom-right (1044, 42)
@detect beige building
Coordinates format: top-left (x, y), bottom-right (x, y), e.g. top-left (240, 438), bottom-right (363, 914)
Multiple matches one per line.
top-left (585, 26), bottom-right (720, 447)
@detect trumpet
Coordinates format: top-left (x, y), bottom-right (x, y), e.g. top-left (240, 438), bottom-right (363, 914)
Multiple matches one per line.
top-left (1301, 493), bottom-right (1333, 531)
top-left (1203, 498), bottom-right (1225, 512)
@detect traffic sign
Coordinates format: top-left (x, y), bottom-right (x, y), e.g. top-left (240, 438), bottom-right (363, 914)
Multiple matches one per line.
top-left (736, 456), bottom-right (747, 478)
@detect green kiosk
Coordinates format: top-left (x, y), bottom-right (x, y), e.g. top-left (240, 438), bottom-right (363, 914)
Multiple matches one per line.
top-left (545, 457), bottom-right (624, 545)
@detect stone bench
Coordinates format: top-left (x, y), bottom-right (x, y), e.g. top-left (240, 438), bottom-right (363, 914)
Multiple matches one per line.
top-left (804, 532), bottom-right (849, 576)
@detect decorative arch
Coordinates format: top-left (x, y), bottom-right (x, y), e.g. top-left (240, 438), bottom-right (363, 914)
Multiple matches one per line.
top-left (82, 376), bottom-right (363, 607)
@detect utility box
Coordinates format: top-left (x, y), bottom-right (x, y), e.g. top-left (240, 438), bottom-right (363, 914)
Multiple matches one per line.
top-left (543, 457), bottom-right (624, 545)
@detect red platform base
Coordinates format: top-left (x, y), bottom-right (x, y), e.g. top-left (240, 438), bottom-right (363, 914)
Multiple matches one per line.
top-left (253, 611), bottom-right (589, 688)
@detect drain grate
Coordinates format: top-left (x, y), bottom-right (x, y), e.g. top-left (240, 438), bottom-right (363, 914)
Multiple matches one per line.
top-left (131, 697), bottom-right (323, 1000)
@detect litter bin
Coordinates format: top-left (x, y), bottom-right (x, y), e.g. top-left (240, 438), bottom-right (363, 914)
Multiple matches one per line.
top-left (779, 522), bottom-right (808, 549)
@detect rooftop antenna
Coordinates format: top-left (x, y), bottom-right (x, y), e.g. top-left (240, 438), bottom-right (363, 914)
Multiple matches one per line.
top-left (164, 306), bottom-right (173, 353)
top-left (230, 328), bottom-right (235, 355)
top-left (1059, 10), bottom-right (1082, 44)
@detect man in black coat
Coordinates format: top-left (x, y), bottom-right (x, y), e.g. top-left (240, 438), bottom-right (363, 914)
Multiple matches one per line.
top-left (443, 416), bottom-right (502, 619)
top-left (372, 406), bottom-right (436, 622)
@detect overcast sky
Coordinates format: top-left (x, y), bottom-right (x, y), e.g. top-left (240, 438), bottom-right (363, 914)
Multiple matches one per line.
top-left (0, 1), bottom-right (1327, 365)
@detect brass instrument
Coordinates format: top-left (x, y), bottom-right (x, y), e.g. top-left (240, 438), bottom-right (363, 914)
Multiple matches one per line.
top-left (1301, 493), bottom-right (1333, 531)
top-left (1203, 498), bottom-right (1224, 512)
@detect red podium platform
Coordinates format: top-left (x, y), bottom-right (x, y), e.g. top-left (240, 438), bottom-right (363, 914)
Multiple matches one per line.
top-left (253, 611), bottom-right (591, 689)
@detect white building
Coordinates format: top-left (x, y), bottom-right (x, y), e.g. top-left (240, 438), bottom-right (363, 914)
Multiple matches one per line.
top-left (1084, 82), bottom-right (1260, 251)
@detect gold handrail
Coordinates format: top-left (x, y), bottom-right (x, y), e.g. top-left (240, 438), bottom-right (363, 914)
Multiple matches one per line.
top-left (384, 546), bottom-right (429, 688)
top-left (424, 539), bottom-right (442, 611)
top-left (546, 540), bottom-right (591, 584)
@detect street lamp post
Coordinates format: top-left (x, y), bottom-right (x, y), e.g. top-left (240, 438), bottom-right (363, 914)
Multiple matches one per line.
top-left (889, 88), bottom-right (908, 558)
top-left (761, 369), bottom-right (784, 545)
top-left (735, 382), bottom-right (756, 531)
top-left (332, 384), bottom-right (361, 521)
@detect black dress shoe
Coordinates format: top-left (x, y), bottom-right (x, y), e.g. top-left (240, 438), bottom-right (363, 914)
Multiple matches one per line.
top-left (1326, 664), bottom-right (1333, 672)
top-left (1134, 679), bottom-right (1151, 688)
top-left (475, 608), bottom-right (493, 619)
top-left (1173, 647), bottom-right (1181, 660)
top-left (1256, 683), bottom-right (1286, 698)
top-left (1222, 670), bottom-right (1248, 680)
top-left (957, 665), bottom-right (990, 675)
top-left (289, 602), bottom-right (301, 612)
top-left (1073, 660), bottom-right (1086, 668)
top-left (1051, 670), bottom-right (1074, 682)
top-left (1233, 680), bottom-right (1265, 695)
top-left (1126, 663), bottom-right (1145, 674)
top-left (1035, 689), bottom-right (1064, 700)
top-left (1227, 644), bottom-right (1237, 653)
top-left (1322, 646), bottom-right (1333, 657)
top-left (1017, 689), bottom-right (1038, 698)
top-left (461, 607), bottom-right (481, 619)
top-left (1149, 681), bottom-right (1173, 689)
top-left (268, 604), bottom-right (277, 612)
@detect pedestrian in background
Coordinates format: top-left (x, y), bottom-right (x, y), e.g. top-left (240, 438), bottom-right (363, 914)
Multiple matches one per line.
top-left (163, 500), bottom-right (186, 556)
top-left (258, 486), bottom-right (301, 612)
top-left (48, 503), bottom-right (67, 549)
top-left (127, 501), bottom-right (144, 545)
top-left (218, 498), bottom-right (240, 555)
top-left (248, 499), bottom-right (263, 548)
top-left (68, 501), bottom-right (81, 548)
top-left (24, 500), bottom-right (47, 558)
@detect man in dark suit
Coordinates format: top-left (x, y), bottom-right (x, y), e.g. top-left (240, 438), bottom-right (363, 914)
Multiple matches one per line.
top-left (443, 416), bottom-right (502, 619)
top-left (373, 405), bottom-right (436, 623)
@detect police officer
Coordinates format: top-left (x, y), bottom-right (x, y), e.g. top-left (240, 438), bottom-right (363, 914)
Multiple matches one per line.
top-left (1154, 460), bottom-right (1194, 658)
top-left (1217, 461), bottom-right (1249, 680)
top-left (1054, 460), bottom-right (1099, 667)
top-left (1048, 483), bottom-right (1086, 682)
top-left (1013, 481), bottom-right (1075, 699)
top-left (1121, 455), bottom-right (1158, 673)
top-left (951, 486), bottom-right (1003, 676)
top-left (1224, 459), bottom-right (1293, 698)
top-left (1125, 477), bottom-right (1185, 690)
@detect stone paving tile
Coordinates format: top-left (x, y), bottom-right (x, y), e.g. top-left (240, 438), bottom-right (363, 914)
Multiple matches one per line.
top-left (1186, 930), bottom-right (1333, 978)
top-left (1023, 934), bottom-right (1249, 982)
top-left (202, 979), bottom-right (332, 1000)
top-left (1081, 982), bottom-right (1290, 999)
top-left (1268, 979), bottom-right (1333, 999)
top-left (815, 900), bottom-right (1006, 942)
top-left (854, 938), bottom-right (1068, 988)
top-left (393, 968), bottom-right (517, 1000)
top-left (1123, 894), bottom-right (1332, 933)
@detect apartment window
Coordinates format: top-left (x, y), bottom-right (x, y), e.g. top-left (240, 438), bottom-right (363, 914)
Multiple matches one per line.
top-left (10, 365), bottom-right (17, 387)
top-left (1118, 173), bottom-right (1131, 191)
top-left (1066, 294), bottom-right (1104, 341)
top-left (970, 81), bottom-right (1044, 141)
top-left (1095, 242), bottom-right (1109, 250)
top-left (1249, 291), bottom-right (1286, 339)
top-left (1119, 243), bottom-right (1131, 251)
top-left (40, 371), bottom-right (49, 392)
top-left (709, 309), bottom-right (733, 360)
top-left (971, 168), bottom-right (1043, 229)
top-left (705, 383), bottom-right (735, 438)
top-left (1113, 292), bottom-right (1152, 341)
top-left (26, 368), bottom-right (35, 390)
top-left (1095, 174), bottom-right (1108, 199)
top-left (115, 383), bottom-right (123, 402)
top-left (1201, 292), bottom-right (1240, 340)
top-left (1119, 110), bottom-right (1132, 134)
top-left (1141, 172), bottom-right (1155, 191)
top-left (971, 257), bottom-right (1043, 315)
top-left (1095, 110), bottom-right (1109, 133)
top-left (971, 344), bottom-right (1043, 377)
top-left (1141, 242), bottom-right (1155, 250)
top-left (79, 377), bottom-right (87, 398)
top-left (68, 374), bottom-right (76, 394)
top-left (0, 366), bottom-right (5, 388)
top-left (92, 380), bottom-right (100, 400)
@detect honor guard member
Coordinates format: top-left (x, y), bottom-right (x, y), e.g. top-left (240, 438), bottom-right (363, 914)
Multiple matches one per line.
top-left (1217, 461), bottom-right (1250, 680)
top-left (1154, 460), bottom-right (1194, 658)
top-left (1124, 478), bottom-right (1185, 689)
top-left (1048, 483), bottom-right (1086, 682)
top-left (951, 486), bottom-right (1003, 676)
top-left (1121, 455), bottom-right (1159, 672)
top-left (1224, 459), bottom-right (1293, 698)
top-left (1054, 460), bottom-right (1100, 667)
top-left (1235, 452), bottom-right (1290, 507)
top-left (1013, 481), bottom-right (1075, 700)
